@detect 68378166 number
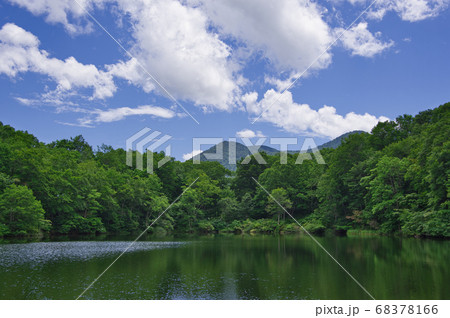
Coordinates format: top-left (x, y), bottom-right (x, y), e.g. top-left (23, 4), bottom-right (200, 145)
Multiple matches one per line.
top-left (375, 305), bottom-right (438, 315)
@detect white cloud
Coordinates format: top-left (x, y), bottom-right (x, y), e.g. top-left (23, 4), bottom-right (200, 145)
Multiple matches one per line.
top-left (195, 0), bottom-right (333, 73)
top-left (236, 129), bottom-right (266, 138)
top-left (106, 58), bottom-right (155, 94)
top-left (2, 15), bottom-right (238, 110)
top-left (182, 149), bottom-right (202, 161)
top-left (93, 105), bottom-right (176, 122)
top-left (385, 0), bottom-right (449, 22)
top-left (8, 0), bottom-right (94, 34)
top-left (15, 97), bottom-right (34, 106)
top-left (0, 23), bottom-right (116, 99)
top-left (7, 0), bottom-right (447, 121)
top-left (0, 22), bottom-right (40, 47)
top-left (75, 105), bottom-right (176, 126)
top-left (337, 22), bottom-right (394, 57)
top-left (8, 0), bottom-right (242, 111)
top-left (347, 0), bottom-right (450, 22)
top-left (244, 89), bottom-right (389, 139)
top-left (16, 0), bottom-right (334, 75)
top-left (395, 0), bottom-right (449, 21)
top-left (264, 72), bottom-right (303, 92)
top-left (15, 88), bottom-right (80, 107)
top-left (113, 0), bottom-right (241, 111)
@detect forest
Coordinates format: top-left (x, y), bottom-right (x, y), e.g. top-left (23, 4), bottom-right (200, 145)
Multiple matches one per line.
top-left (0, 103), bottom-right (448, 238)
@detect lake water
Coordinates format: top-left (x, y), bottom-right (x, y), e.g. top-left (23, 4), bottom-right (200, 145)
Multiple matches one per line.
top-left (0, 235), bottom-right (448, 299)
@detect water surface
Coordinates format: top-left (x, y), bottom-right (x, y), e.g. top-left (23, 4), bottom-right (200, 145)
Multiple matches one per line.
top-left (0, 235), bottom-right (448, 299)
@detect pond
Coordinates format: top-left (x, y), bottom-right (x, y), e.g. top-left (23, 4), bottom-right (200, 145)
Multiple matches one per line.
top-left (0, 235), bottom-right (448, 299)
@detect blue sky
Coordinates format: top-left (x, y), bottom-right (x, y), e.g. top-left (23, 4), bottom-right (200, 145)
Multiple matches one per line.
top-left (0, 0), bottom-right (449, 160)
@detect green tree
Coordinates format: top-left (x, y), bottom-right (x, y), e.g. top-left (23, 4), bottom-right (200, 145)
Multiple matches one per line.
top-left (218, 196), bottom-right (241, 223)
top-left (173, 189), bottom-right (202, 232)
top-left (266, 188), bottom-right (292, 225)
top-left (362, 156), bottom-right (409, 232)
top-left (49, 135), bottom-right (93, 160)
top-left (0, 184), bottom-right (51, 236)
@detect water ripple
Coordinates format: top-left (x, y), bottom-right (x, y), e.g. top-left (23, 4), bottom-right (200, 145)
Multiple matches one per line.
top-left (0, 241), bottom-right (186, 267)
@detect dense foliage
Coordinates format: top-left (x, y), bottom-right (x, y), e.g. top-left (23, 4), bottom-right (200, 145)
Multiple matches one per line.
top-left (0, 103), bottom-right (448, 238)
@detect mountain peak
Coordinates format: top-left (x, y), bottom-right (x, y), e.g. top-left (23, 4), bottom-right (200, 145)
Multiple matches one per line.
top-left (198, 131), bottom-right (364, 170)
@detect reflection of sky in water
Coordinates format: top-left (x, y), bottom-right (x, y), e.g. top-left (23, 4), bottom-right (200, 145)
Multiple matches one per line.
top-left (0, 241), bottom-right (186, 267)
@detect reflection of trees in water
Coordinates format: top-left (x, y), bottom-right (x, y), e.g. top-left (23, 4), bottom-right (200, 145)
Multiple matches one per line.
top-left (0, 236), bottom-right (448, 299)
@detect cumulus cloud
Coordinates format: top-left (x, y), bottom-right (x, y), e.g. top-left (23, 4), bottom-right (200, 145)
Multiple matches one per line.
top-left (195, 0), bottom-right (333, 72)
top-left (182, 149), bottom-right (202, 161)
top-left (0, 23), bottom-right (116, 99)
top-left (337, 22), bottom-right (394, 57)
top-left (106, 58), bottom-right (155, 94)
top-left (7, 0), bottom-right (335, 105)
top-left (244, 89), bottom-right (389, 138)
top-left (114, 0), bottom-right (241, 111)
top-left (236, 129), bottom-right (266, 138)
top-left (6, 0), bottom-right (448, 125)
top-left (8, 0), bottom-right (242, 111)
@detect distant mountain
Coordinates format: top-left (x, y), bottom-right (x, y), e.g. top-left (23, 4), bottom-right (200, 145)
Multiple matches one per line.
top-left (196, 131), bottom-right (365, 170)
top-left (317, 130), bottom-right (365, 150)
top-left (196, 141), bottom-right (276, 170)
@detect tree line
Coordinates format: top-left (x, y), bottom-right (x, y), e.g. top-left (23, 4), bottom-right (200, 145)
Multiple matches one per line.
top-left (0, 102), bottom-right (448, 238)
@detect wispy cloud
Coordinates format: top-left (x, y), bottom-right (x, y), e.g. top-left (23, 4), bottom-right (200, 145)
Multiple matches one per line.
top-left (75, 105), bottom-right (177, 126)
top-left (93, 105), bottom-right (176, 123)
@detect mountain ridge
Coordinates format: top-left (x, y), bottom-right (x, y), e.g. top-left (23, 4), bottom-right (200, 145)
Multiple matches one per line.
top-left (195, 130), bottom-right (365, 170)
